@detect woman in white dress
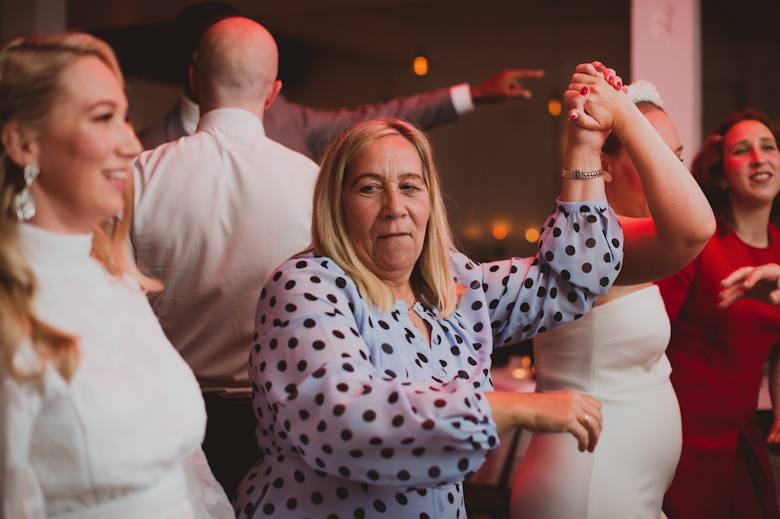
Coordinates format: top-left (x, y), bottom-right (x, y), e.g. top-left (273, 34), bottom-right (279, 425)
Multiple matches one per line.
top-left (510, 71), bottom-right (716, 518)
top-left (0, 33), bottom-right (231, 518)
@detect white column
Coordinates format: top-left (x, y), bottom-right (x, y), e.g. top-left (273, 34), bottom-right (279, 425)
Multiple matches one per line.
top-left (631, 0), bottom-right (701, 165)
top-left (1, 0), bottom-right (66, 40)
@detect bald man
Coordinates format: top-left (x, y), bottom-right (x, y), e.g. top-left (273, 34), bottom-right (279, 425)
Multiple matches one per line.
top-left (132, 18), bottom-right (319, 497)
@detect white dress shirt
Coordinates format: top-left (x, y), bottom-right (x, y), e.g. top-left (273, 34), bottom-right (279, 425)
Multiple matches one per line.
top-left (132, 108), bottom-right (319, 397)
top-left (178, 95), bottom-right (200, 137)
top-left (2, 224), bottom-right (231, 519)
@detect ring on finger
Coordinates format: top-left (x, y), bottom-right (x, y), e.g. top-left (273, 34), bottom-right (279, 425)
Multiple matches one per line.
top-left (583, 413), bottom-right (590, 422)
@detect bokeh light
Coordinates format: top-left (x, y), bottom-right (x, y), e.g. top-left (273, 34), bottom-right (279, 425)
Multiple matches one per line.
top-left (462, 224), bottom-right (483, 240)
top-left (413, 56), bottom-right (428, 76)
top-left (525, 228), bottom-right (540, 242)
top-left (512, 368), bottom-right (528, 379)
top-left (547, 98), bottom-right (562, 116)
top-left (492, 225), bottom-right (507, 240)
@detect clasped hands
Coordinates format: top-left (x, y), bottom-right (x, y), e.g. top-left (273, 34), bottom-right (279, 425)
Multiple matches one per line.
top-left (564, 62), bottom-right (631, 151)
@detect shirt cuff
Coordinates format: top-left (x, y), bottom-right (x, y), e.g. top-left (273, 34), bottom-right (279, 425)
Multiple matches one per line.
top-left (450, 83), bottom-right (475, 115)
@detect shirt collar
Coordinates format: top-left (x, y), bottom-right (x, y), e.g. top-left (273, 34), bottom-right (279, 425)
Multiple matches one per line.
top-left (196, 108), bottom-right (265, 136)
top-left (179, 95), bottom-right (200, 136)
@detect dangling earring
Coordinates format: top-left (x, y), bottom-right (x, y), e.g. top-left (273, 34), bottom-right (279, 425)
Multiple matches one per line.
top-left (11, 163), bottom-right (39, 221)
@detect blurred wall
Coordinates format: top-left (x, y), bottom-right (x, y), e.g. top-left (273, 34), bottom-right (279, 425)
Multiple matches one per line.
top-left (92, 1), bottom-right (630, 262)
top-left (255, 2), bottom-right (631, 263)
top-left (701, 0), bottom-right (780, 135)
top-left (631, 0), bottom-right (701, 168)
top-left (1, 0), bottom-right (65, 39)
top-left (67, 0), bottom-right (780, 262)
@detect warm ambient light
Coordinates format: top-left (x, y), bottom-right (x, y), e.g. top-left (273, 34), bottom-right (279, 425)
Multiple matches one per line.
top-left (525, 228), bottom-right (540, 243)
top-left (462, 224), bottom-right (483, 240)
top-left (413, 56), bottom-right (428, 76)
top-left (548, 98), bottom-right (562, 116)
top-left (512, 368), bottom-right (528, 379)
top-left (492, 225), bottom-right (507, 240)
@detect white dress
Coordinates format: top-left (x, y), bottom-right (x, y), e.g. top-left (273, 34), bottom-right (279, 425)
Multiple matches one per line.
top-left (1, 224), bottom-right (233, 519)
top-left (510, 285), bottom-right (682, 519)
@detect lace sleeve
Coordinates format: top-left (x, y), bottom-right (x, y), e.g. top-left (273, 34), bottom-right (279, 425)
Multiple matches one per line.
top-left (182, 448), bottom-right (234, 519)
top-left (2, 342), bottom-right (46, 518)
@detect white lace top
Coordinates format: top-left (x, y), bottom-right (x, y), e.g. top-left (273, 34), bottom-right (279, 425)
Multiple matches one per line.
top-left (2, 224), bottom-right (232, 519)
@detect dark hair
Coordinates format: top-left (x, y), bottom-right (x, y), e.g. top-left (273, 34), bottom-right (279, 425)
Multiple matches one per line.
top-left (601, 102), bottom-right (664, 156)
top-left (172, 2), bottom-right (243, 84)
top-left (690, 109), bottom-right (780, 233)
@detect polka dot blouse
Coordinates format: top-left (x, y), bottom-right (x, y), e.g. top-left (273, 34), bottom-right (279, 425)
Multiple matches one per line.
top-left (234, 197), bottom-right (623, 519)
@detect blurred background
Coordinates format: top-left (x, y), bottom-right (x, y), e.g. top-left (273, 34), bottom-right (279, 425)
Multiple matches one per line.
top-left (2, 0), bottom-right (777, 262)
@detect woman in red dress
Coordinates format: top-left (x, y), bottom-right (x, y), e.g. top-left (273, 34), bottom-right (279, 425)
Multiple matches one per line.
top-left (659, 109), bottom-right (780, 519)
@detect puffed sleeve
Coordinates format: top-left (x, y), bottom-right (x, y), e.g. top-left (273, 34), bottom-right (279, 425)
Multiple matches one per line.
top-left (251, 258), bottom-right (495, 488)
top-left (463, 197), bottom-right (623, 347)
top-left (1, 343), bottom-right (46, 519)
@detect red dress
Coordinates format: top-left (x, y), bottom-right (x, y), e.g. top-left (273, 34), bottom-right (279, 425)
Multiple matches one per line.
top-left (657, 226), bottom-right (780, 519)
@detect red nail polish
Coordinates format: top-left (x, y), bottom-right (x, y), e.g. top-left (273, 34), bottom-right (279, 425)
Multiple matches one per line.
top-left (580, 86), bottom-right (588, 95)
top-left (608, 76), bottom-right (615, 84)
top-left (570, 111), bottom-right (579, 120)
top-left (616, 81), bottom-right (622, 88)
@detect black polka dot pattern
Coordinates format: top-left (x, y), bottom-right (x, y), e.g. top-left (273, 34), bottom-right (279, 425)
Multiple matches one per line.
top-left (232, 197), bottom-right (622, 518)
top-left (483, 198), bottom-right (622, 346)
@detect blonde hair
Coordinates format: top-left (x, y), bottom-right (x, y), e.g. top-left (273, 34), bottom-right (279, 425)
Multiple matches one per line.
top-left (0, 33), bottom-right (160, 382)
top-left (310, 118), bottom-right (462, 318)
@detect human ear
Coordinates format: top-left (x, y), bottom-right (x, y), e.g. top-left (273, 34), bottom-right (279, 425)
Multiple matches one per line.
top-left (2, 121), bottom-right (39, 169)
top-left (264, 79), bottom-right (282, 110)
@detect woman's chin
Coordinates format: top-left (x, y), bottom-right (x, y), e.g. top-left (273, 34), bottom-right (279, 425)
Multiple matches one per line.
top-left (369, 255), bottom-right (419, 280)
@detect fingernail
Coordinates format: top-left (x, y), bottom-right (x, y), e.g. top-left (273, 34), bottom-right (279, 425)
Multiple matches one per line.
top-left (580, 86), bottom-right (588, 95)
top-left (616, 81), bottom-right (622, 88)
top-left (570, 111), bottom-right (579, 120)
top-left (608, 76), bottom-right (615, 84)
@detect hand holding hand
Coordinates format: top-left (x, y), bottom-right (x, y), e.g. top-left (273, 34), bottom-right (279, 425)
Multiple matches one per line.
top-left (471, 69), bottom-right (545, 104)
top-left (719, 264), bottom-right (780, 309)
top-left (562, 62), bottom-right (628, 153)
top-left (564, 82), bottom-right (609, 153)
top-left (564, 62), bottom-right (630, 133)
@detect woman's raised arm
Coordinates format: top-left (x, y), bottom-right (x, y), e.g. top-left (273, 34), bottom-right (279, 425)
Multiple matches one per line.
top-left (566, 63), bottom-right (716, 285)
top-left (559, 63), bottom-right (621, 203)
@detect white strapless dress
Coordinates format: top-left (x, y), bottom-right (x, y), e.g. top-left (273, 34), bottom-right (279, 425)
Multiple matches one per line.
top-left (510, 285), bottom-right (682, 519)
